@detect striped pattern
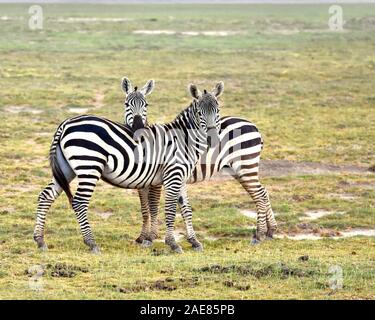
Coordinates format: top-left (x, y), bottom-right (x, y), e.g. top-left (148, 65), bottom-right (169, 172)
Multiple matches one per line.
top-left (34, 96), bottom-right (221, 253)
top-left (133, 117), bottom-right (277, 244)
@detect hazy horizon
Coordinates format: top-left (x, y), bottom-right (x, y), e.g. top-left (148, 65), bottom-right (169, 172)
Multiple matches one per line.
top-left (0, 0), bottom-right (374, 4)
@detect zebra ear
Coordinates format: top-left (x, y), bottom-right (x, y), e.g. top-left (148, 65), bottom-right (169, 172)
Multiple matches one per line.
top-left (121, 77), bottom-right (132, 95)
top-left (189, 84), bottom-right (201, 100)
top-left (140, 79), bottom-right (154, 96)
top-left (212, 81), bottom-right (224, 98)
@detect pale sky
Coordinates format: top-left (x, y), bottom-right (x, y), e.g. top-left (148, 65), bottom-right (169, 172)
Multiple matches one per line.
top-left (0, 0), bottom-right (374, 4)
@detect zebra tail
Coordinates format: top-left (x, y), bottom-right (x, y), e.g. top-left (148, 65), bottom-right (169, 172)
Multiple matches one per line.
top-left (49, 120), bottom-right (73, 205)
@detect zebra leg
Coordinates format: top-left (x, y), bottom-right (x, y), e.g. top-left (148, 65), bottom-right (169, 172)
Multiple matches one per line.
top-left (237, 175), bottom-right (277, 243)
top-left (72, 173), bottom-right (101, 254)
top-left (135, 187), bottom-right (150, 244)
top-left (265, 197), bottom-right (277, 239)
top-left (146, 185), bottom-right (162, 243)
top-left (163, 177), bottom-right (183, 253)
top-left (179, 185), bottom-right (203, 251)
top-left (33, 180), bottom-right (62, 250)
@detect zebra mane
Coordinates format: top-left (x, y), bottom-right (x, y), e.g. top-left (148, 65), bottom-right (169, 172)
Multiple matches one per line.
top-left (128, 102), bottom-right (197, 134)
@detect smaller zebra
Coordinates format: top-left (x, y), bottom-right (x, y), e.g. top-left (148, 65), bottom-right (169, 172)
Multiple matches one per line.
top-left (34, 78), bottom-right (223, 254)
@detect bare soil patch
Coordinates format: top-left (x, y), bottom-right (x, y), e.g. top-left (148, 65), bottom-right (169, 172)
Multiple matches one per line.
top-left (68, 107), bottom-right (89, 114)
top-left (300, 210), bottom-right (345, 221)
top-left (259, 160), bottom-right (370, 178)
top-left (240, 209), bottom-right (257, 219)
top-left (277, 227), bottom-right (375, 241)
top-left (94, 210), bottom-right (113, 220)
top-left (3, 105), bottom-right (42, 115)
top-left (212, 160), bottom-right (371, 181)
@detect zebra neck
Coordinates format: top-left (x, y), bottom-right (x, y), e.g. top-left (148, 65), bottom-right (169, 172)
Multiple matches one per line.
top-left (171, 103), bottom-right (208, 156)
top-left (172, 103), bottom-right (199, 129)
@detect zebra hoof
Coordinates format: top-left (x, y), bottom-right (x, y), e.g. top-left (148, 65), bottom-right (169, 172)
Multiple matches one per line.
top-left (266, 229), bottom-right (276, 239)
top-left (172, 246), bottom-right (183, 254)
top-left (135, 237), bottom-right (145, 244)
top-left (192, 245), bottom-right (203, 252)
top-left (251, 238), bottom-right (261, 245)
top-left (38, 242), bottom-right (48, 251)
top-left (90, 246), bottom-right (101, 255)
top-left (141, 240), bottom-right (153, 248)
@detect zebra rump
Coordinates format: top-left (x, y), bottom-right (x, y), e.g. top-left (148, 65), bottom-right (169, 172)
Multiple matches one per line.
top-left (49, 121), bottom-right (74, 204)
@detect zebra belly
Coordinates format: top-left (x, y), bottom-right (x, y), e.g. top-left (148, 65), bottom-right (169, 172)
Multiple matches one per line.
top-left (101, 164), bottom-right (164, 189)
top-left (188, 165), bottom-right (234, 183)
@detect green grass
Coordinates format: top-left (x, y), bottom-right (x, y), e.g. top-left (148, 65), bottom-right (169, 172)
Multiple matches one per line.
top-left (0, 3), bottom-right (374, 299)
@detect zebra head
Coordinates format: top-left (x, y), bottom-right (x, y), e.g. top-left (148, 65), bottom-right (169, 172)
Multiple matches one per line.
top-left (121, 77), bottom-right (154, 131)
top-left (189, 82), bottom-right (224, 148)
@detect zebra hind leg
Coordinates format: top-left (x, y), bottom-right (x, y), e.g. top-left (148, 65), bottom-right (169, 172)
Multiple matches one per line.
top-left (144, 185), bottom-right (162, 246)
top-left (179, 186), bottom-right (203, 251)
top-left (72, 173), bottom-right (101, 254)
top-left (33, 180), bottom-right (62, 250)
top-left (238, 176), bottom-right (277, 244)
top-left (265, 192), bottom-right (277, 240)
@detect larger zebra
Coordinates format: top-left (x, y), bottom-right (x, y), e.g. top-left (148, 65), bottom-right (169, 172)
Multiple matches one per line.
top-left (123, 80), bottom-right (277, 245)
top-left (33, 79), bottom-right (223, 253)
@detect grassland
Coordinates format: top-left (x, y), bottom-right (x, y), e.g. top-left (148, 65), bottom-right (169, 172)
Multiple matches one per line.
top-left (0, 3), bottom-right (374, 299)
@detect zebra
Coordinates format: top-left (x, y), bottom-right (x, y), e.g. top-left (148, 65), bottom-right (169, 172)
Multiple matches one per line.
top-left (124, 82), bottom-right (277, 246)
top-left (33, 78), bottom-right (223, 254)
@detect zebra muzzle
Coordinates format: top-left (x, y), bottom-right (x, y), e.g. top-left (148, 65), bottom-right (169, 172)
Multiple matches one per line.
top-left (132, 115), bottom-right (144, 132)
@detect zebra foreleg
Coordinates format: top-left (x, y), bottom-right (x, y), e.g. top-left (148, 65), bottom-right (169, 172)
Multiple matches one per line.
top-left (179, 185), bottom-right (203, 251)
top-left (163, 178), bottom-right (183, 253)
top-left (72, 173), bottom-right (101, 254)
top-left (33, 180), bottom-right (62, 250)
top-left (135, 187), bottom-right (151, 244)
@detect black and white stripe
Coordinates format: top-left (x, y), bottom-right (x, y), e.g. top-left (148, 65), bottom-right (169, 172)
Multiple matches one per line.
top-left (126, 85), bottom-right (276, 245)
top-left (34, 80), bottom-right (222, 253)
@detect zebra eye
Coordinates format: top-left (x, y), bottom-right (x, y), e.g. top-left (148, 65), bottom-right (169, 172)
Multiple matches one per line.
top-left (145, 103), bottom-right (148, 107)
top-left (125, 102), bottom-right (129, 107)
